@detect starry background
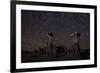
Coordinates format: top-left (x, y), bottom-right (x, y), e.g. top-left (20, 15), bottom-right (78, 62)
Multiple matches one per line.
top-left (21, 10), bottom-right (90, 51)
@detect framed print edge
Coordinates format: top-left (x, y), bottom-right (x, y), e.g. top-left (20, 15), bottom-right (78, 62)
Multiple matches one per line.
top-left (10, 0), bottom-right (97, 73)
top-left (10, 1), bottom-right (16, 72)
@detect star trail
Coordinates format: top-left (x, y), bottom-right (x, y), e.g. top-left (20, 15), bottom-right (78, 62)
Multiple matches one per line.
top-left (21, 10), bottom-right (90, 51)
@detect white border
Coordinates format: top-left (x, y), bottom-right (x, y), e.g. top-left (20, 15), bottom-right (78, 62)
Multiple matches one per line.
top-left (16, 4), bottom-right (94, 69)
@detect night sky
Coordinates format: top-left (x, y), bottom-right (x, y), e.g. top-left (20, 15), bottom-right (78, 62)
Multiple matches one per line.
top-left (21, 10), bottom-right (90, 51)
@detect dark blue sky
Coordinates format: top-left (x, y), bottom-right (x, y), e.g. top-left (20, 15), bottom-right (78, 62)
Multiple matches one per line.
top-left (22, 10), bottom-right (90, 33)
top-left (21, 10), bottom-right (90, 50)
